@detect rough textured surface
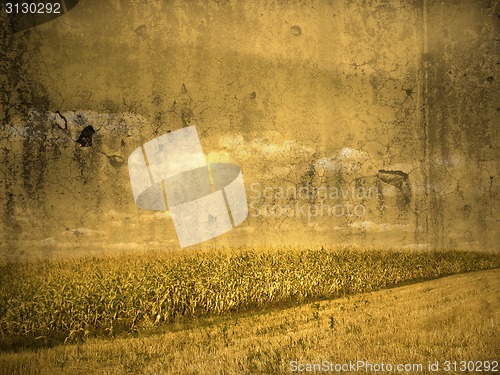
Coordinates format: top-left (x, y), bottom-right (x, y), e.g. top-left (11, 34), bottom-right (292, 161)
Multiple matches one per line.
top-left (0, 0), bottom-right (498, 258)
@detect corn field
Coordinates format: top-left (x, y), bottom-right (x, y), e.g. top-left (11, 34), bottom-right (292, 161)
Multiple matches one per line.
top-left (0, 248), bottom-right (498, 348)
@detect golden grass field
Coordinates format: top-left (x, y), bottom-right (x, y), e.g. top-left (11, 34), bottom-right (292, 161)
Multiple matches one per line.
top-left (0, 248), bottom-right (498, 374)
top-left (0, 268), bottom-right (498, 374)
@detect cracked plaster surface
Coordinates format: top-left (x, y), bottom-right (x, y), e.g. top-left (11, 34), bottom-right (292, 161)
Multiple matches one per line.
top-left (0, 0), bottom-right (498, 258)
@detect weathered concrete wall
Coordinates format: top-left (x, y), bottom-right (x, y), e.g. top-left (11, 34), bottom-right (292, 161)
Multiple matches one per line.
top-left (0, 0), bottom-right (498, 258)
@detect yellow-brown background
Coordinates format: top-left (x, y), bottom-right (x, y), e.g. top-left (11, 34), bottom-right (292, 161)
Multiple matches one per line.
top-left (0, 0), bottom-right (498, 257)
